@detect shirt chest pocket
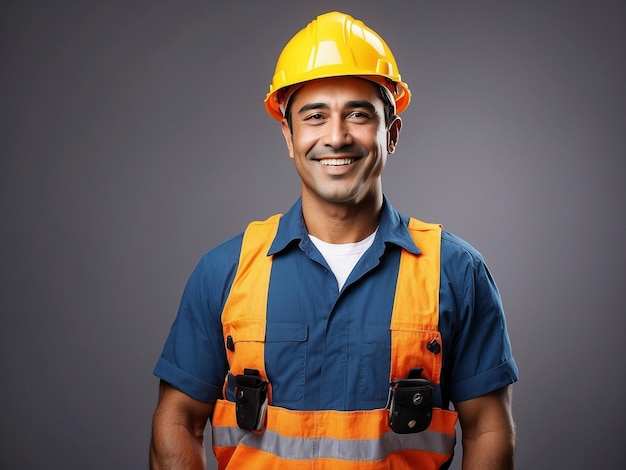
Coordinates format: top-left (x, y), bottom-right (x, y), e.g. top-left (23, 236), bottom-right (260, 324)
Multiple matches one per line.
top-left (360, 324), bottom-right (392, 402)
top-left (265, 322), bottom-right (308, 404)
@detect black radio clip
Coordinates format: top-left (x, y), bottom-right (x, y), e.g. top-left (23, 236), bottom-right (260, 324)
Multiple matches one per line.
top-left (234, 368), bottom-right (269, 432)
top-left (387, 367), bottom-right (433, 434)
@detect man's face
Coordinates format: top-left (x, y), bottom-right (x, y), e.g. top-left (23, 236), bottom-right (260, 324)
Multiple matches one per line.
top-left (281, 77), bottom-right (401, 207)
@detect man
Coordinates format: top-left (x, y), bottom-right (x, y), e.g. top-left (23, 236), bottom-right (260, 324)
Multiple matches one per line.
top-left (150, 11), bottom-right (518, 470)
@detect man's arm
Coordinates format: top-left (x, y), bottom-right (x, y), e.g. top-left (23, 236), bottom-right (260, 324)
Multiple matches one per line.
top-left (455, 385), bottom-right (516, 470)
top-left (150, 380), bottom-right (215, 470)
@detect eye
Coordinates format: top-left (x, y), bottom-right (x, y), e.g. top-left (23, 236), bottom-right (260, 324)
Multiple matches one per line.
top-left (347, 111), bottom-right (372, 122)
top-left (302, 112), bottom-right (326, 125)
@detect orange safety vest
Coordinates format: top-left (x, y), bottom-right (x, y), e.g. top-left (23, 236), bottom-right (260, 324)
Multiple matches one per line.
top-left (212, 214), bottom-right (458, 469)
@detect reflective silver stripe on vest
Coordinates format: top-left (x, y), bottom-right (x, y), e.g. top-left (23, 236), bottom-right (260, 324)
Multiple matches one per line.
top-left (213, 426), bottom-right (455, 461)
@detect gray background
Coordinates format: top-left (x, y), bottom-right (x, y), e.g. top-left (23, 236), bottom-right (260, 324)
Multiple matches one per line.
top-left (1, 0), bottom-right (624, 468)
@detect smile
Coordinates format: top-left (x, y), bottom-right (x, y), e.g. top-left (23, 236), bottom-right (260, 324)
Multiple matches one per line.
top-left (318, 158), bottom-right (358, 166)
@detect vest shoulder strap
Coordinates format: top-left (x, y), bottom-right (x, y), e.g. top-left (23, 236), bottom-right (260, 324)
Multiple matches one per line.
top-left (391, 218), bottom-right (442, 330)
top-left (221, 214), bottom-right (281, 385)
top-left (390, 217), bottom-right (443, 382)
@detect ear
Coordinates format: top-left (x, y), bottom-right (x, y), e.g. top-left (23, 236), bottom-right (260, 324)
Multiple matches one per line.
top-left (281, 119), bottom-right (295, 160)
top-left (387, 116), bottom-right (402, 154)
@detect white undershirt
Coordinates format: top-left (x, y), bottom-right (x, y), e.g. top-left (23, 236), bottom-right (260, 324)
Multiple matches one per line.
top-left (308, 229), bottom-right (377, 290)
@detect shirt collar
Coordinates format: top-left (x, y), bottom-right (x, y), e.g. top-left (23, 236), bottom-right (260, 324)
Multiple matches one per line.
top-left (268, 197), bottom-right (420, 256)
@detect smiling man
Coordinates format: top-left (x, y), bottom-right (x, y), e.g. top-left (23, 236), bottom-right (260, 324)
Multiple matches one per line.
top-left (150, 11), bottom-right (518, 470)
top-left (282, 76), bottom-right (401, 243)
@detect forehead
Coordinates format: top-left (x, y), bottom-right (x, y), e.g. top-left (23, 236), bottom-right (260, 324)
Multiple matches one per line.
top-left (290, 76), bottom-right (383, 107)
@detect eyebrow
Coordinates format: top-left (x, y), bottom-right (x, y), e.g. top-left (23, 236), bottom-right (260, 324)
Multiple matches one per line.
top-left (296, 100), bottom-right (377, 115)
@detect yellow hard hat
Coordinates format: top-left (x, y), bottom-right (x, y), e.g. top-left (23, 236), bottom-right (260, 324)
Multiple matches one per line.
top-left (264, 11), bottom-right (411, 121)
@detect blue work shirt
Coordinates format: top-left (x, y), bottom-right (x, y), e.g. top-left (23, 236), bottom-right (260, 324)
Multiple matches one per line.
top-left (154, 197), bottom-right (518, 411)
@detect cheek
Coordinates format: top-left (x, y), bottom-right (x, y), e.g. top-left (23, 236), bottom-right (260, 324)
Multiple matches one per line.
top-left (291, 130), bottom-right (319, 157)
top-left (364, 132), bottom-right (388, 161)
top-left (358, 126), bottom-right (386, 148)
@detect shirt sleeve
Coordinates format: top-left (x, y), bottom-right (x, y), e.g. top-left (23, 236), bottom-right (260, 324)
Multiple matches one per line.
top-left (440, 234), bottom-right (519, 404)
top-left (153, 235), bottom-right (242, 403)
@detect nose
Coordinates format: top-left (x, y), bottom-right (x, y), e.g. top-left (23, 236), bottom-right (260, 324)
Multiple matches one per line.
top-left (322, 116), bottom-right (353, 149)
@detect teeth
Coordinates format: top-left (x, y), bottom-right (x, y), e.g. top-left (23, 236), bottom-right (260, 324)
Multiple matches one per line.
top-left (319, 158), bottom-right (355, 166)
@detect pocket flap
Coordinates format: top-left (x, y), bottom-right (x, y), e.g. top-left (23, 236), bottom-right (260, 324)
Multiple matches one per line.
top-left (266, 322), bottom-right (307, 342)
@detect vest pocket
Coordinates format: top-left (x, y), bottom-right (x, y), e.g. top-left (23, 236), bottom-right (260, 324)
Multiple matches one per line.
top-left (265, 322), bottom-right (308, 404)
top-left (390, 329), bottom-right (442, 385)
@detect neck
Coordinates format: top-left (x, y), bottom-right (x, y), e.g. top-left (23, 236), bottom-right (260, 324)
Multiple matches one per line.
top-left (301, 192), bottom-right (383, 244)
